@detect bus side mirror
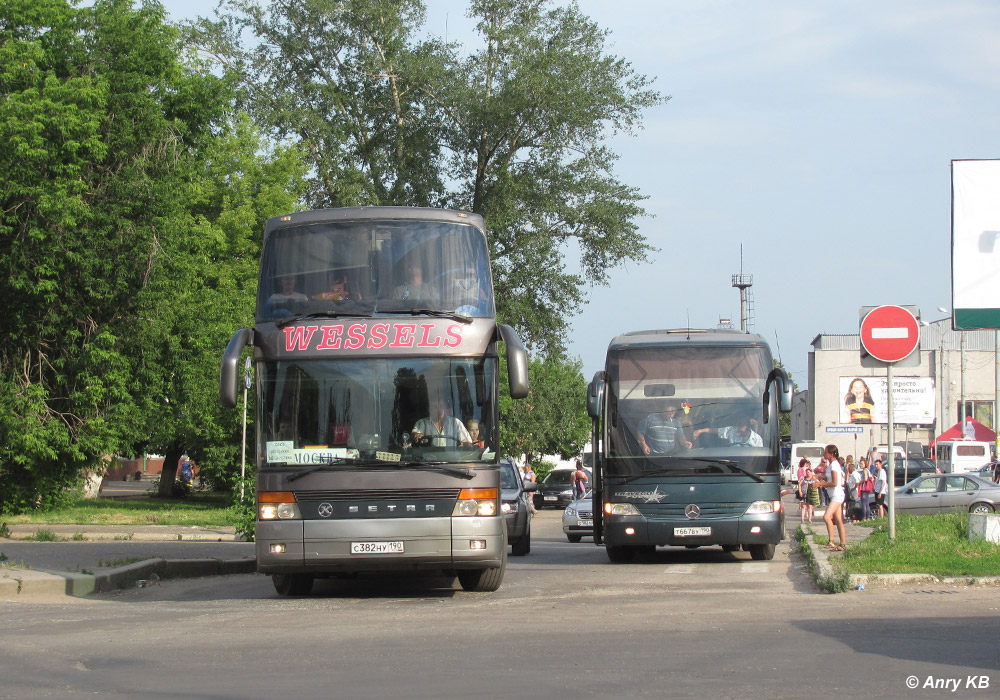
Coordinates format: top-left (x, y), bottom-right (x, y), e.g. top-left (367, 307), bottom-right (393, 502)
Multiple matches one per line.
top-left (220, 328), bottom-right (252, 408)
top-left (587, 372), bottom-right (605, 419)
top-left (762, 367), bottom-right (792, 423)
top-left (498, 324), bottom-right (529, 399)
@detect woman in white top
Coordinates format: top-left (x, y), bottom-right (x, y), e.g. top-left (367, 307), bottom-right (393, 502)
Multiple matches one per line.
top-left (814, 444), bottom-right (847, 551)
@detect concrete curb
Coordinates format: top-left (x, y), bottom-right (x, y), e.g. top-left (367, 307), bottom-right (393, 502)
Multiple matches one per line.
top-left (3, 525), bottom-right (242, 542)
top-left (799, 525), bottom-right (1000, 592)
top-left (1, 557), bottom-right (257, 600)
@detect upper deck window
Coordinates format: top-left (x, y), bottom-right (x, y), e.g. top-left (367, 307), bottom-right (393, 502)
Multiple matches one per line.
top-left (258, 219), bottom-right (494, 322)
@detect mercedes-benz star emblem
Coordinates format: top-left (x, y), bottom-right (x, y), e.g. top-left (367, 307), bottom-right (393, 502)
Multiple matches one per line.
top-left (685, 504), bottom-right (700, 519)
top-left (317, 502), bottom-right (334, 518)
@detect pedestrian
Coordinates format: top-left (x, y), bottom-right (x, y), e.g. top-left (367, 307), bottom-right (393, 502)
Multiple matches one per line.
top-left (796, 459), bottom-right (812, 523)
top-left (814, 444), bottom-right (847, 551)
top-left (857, 457), bottom-right (875, 520)
top-left (844, 462), bottom-right (859, 522)
top-left (522, 462), bottom-right (537, 513)
top-left (873, 458), bottom-right (889, 518)
top-left (804, 467), bottom-right (820, 523)
top-left (571, 460), bottom-right (589, 499)
top-left (815, 458), bottom-right (830, 507)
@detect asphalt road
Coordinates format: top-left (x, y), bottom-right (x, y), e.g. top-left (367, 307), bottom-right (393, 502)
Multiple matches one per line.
top-left (2, 510), bottom-right (997, 700)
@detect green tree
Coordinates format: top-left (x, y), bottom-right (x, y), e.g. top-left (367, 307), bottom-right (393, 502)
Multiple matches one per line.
top-left (444, 0), bottom-right (664, 354)
top-left (500, 354), bottom-right (590, 464)
top-left (192, 0), bottom-right (665, 354)
top-left (0, 0), bottom-right (307, 511)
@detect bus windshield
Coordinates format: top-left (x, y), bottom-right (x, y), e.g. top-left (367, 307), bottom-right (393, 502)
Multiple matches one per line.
top-left (606, 345), bottom-right (778, 477)
top-left (259, 356), bottom-right (497, 467)
top-left (258, 219), bottom-right (494, 322)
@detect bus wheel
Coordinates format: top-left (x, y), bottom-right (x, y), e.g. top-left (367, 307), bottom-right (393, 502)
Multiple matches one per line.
top-left (606, 546), bottom-right (636, 563)
top-left (272, 573), bottom-right (314, 596)
top-left (749, 543), bottom-right (776, 561)
top-left (458, 538), bottom-right (507, 592)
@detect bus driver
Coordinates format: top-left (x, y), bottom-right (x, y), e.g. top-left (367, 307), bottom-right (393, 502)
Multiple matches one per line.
top-left (412, 397), bottom-right (473, 447)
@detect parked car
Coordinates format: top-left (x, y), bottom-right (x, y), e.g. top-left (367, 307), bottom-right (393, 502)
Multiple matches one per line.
top-left (894, 473), bottom-right (1000, 515)
top-left (500, 458), bottom-right (534, 556)
top-left (892, 457), bottom-right (938, 487)
top-left (534, 467), bottom-right (591, 509)
top-left (562, 491), bottom-right (594, 542)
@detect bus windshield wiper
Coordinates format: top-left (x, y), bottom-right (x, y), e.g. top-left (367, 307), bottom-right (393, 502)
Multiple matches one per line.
top-left (408, 308), bottom-right (472, 324)
top-left (686, 458), bottom-right (766, 483)
top-left (275, 311), bottom-right (374, 328)
top-left (398, 461), bottom-right (475, 479)
top-left (286, 457), bottom-right (385, 481)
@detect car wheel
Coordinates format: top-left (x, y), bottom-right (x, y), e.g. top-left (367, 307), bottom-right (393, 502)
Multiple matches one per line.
top-left (749, 543), bottom-right (776, 561)
top-left (566, 534), bottom-right (582, 543)
top-left (721, 544), bottom-right (740, 552)
top-left (272, 573), bottom-right (314, 596)
top-left (511, 523), bottom-right (531, 556)
top-left (969, 502), bottom-right (995, 514)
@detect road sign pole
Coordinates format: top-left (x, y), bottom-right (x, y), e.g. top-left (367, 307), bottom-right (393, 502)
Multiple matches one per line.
top-left (887, 363), bottom-right (895, 541)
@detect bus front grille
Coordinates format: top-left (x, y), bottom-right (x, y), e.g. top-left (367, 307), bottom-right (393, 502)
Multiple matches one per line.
top-left (295, 489), bottom-right (463, 502)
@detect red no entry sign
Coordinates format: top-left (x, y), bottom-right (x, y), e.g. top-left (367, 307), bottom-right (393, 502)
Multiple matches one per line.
top-left (860, 305), bottom-right (920, 363)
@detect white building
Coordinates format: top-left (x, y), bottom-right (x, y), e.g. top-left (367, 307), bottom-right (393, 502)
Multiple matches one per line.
top-left (795, 319), bottom-right (998, 457)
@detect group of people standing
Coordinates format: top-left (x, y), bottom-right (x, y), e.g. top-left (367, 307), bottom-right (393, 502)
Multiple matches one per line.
top-left (794, 444), bottom-right (890, 552)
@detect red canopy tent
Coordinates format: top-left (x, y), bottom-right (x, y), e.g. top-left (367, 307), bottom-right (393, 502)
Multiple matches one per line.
top-left (931, 418), bottom-right (996, 447)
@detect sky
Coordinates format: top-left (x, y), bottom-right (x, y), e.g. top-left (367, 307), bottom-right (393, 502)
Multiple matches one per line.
top-left (161, 0), bottom-right (1000, 384)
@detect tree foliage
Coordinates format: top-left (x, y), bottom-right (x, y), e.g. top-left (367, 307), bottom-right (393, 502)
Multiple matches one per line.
top-left (499, 354), bottom-right (590, 464)
top-left (194, 0), bottom-right (665, 354)
top-left (0, 0), bottom-right (307, 511)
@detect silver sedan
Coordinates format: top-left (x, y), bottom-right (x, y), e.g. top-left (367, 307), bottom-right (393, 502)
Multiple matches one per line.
top-left (895, 473), bottom-right (1000, 514)
top-left (561, 491), bottom-right (594, 542)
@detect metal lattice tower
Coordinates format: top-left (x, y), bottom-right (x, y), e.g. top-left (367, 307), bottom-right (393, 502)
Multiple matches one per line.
top-left (732, 273), bottom-right (754, 332)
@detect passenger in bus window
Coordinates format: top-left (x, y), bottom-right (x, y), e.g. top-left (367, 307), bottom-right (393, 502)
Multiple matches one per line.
top-left (267, 275), bottom-right (308, 312)
top-left (412, 396), bottom-right (472, 447)
top-left (313, 271), bottom-right (358, 301)
top-left (638, 403), bottom-right (692, 454)
top-left (393, 262), bottom-right (433, 301)
top-left (693, 414), bottom-right (762, 447)
top-left (466, 419), bottom-right (485, 448)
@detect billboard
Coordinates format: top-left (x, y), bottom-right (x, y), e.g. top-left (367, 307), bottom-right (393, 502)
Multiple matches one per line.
top-left (952, 159), bottom-right (1000, 330)
top-left (839, 376), bottom-right (935, 426)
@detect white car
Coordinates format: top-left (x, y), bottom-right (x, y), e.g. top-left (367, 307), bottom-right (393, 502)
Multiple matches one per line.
top-left (562, 491), bottom-right (594, 543)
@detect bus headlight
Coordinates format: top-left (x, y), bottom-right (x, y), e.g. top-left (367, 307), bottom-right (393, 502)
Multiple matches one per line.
top-left (745, 500), bottom-right (782, 515)
top-left (604, 502), bottom-right (641, 516)
top-left (258, 492), bottom-right (300, 520)
top-left (454, 488), bottom-right (498, 517)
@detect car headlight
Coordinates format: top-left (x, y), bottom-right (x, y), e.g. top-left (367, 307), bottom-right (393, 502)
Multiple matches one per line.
top-left (501, 500), bottom-right (518, 514)
top-left (745, 500), bottom-right (782, 515)
top-left (560, 489), bottom-right (574, 497)
top-left (603, 502), bottom-right (640, 516)
top-left (565, 506), bottom-right (577, 517)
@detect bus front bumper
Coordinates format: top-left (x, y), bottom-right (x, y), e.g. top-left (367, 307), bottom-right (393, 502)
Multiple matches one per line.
top-left (255, 517), bottom-right (505, 575)
top-left (603, 512), bottom-right (784, 548)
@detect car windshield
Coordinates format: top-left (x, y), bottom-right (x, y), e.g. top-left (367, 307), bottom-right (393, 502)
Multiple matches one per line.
top-left (544, 471), bottom-right (574, 484)
top-left (258, 356), bottom-right (497, 466)
top-left (500, 463), bottom-right (519, 489)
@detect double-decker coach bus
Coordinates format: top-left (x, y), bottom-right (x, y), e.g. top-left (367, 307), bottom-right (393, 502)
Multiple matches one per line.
top-left (220, 208), bottom-right (528, 595)
top-left (586, 329), bottom-right (791, 563)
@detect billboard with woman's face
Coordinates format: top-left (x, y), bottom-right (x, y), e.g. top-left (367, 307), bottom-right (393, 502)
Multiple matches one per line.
top-left (839, 376), bottom-right (934, 425)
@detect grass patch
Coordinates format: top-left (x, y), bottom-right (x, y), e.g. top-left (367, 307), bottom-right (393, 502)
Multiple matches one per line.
top-left (1, 492), bottom-right (231, 528)
top-left (26, 529), bottom-right (58, 542)
top-left (99, 556), bottom-right (147, 569)
top-left (836, 512), bottom-right (1000, 578)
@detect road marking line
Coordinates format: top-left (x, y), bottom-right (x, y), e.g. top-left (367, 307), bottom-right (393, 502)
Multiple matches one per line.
top-left (662, 565), bottom-right (695, 574)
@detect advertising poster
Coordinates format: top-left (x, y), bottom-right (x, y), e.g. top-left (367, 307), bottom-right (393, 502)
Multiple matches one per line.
top-left (839, 376), bottom-right (935, 425)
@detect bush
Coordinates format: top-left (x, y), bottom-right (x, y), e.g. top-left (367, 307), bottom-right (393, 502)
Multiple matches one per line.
top-left (227, 472), bottom-right (256, 542)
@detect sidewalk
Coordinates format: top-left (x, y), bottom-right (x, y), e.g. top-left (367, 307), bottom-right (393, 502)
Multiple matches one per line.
top-left (1, 524), bottom-right (255, 600)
